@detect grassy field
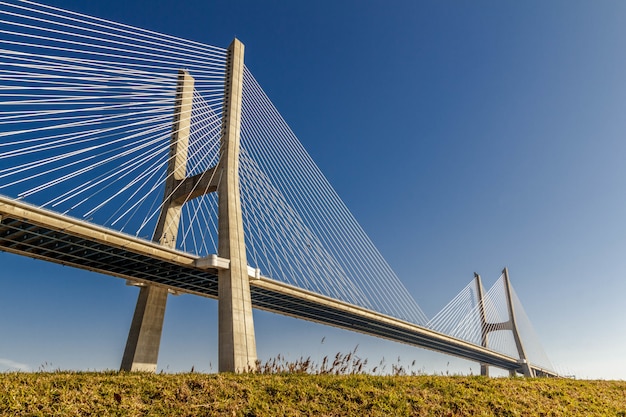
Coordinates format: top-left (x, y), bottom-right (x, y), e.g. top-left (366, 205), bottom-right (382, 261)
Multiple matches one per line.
top-left (1, 371), bottom-right (625, 416)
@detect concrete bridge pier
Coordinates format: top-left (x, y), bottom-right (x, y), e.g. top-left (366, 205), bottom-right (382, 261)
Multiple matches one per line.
top-left (120, 69), bottom-right (194, 372)
top-left (474, 273), bottom-right (490, 377)
top-left (217, 39), bottom-right (257, 372)
top-left (502, 268), bottom-right (534, 377)
top-left (120, 285), bottom-right (169, 372)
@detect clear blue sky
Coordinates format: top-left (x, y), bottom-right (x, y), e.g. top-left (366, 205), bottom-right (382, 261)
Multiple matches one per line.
top-left (1, 0), bottom-right (625, 379)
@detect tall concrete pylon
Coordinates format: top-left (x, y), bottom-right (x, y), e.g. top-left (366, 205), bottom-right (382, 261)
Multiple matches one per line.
top-left (120, 39), bottom-right (256, 373)
top-left (474, 273), bottom-right (489, 377)
top-left (217, 38), bottom-right (257, 372)
top-left (502, 267), bottom-right (533, 377)
top-left (120, 69), bottom-right (195, 372)
top-left (475, 268), bottom-right (534, 377)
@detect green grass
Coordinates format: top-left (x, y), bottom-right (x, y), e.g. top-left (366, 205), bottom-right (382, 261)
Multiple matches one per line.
top-left (1, 371), bottom-right (625, 416)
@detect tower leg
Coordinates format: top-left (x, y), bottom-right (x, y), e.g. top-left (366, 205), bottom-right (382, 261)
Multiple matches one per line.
top-left (502, 268), bottom-right (533, 377)
top-left (218, 265), bottom-right (257, 372)
top-left (475, 273), bottom-right (490, 377)
top-left (519, 361), bottom-right (534, 377)
top-left (218, 38), bottom-right (257, 372)
top-left (120, 285), bottom-right (168, 372)
top-left (120, 69), bottom-right (194, 372)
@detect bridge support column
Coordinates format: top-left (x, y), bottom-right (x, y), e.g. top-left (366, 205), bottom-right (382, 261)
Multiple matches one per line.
top-left (218, 38), bottom-right (257, 372)
top-left (120, 285), bottom-right (169, 372)
top-left (474, 273), bottom-right (489, 377)
top-left (502, 268), bottom-right (534, 377)
top-left (121, 69), bottom-right (194, 372)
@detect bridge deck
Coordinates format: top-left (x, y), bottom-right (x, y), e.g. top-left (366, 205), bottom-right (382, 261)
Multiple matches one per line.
top-left (0, 195), bottom-right (556, 376)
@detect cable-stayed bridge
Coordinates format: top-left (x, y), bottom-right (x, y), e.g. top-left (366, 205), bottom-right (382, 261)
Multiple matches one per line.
top-left (0, 1), bottom-right (556, 377)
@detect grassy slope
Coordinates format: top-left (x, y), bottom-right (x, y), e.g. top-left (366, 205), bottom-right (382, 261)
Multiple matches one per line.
top-left (1, 373), bottom-right (625, 416)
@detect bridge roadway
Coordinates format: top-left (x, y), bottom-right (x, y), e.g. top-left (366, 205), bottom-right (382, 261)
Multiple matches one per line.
top-left (0, 195), bottom-right (556, 376)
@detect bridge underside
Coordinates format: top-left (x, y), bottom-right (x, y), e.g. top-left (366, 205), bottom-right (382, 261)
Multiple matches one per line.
top-left (0, 215), bottom-right (219, 295)
top-left (0, 196), bottom-right (555, 376)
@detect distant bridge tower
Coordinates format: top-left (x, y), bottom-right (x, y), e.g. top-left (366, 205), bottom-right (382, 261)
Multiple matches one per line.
top-left (120, 39), bottom-right (257, 373)
top-left (475, 269), bottom-right (533, 377)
